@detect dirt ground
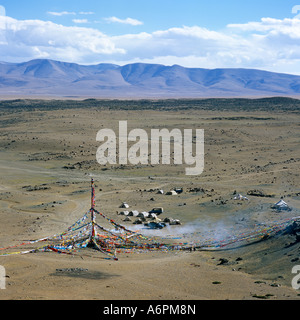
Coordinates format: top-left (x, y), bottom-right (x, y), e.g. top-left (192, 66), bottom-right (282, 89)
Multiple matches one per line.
top-left (0, 100), bottom-right (299, 300)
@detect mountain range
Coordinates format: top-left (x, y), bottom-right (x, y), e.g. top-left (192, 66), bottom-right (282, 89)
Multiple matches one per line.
top-left (0, 59), bottom-right (300, 98)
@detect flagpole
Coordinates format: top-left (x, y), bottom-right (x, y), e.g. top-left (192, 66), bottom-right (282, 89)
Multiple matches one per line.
top-left (91, 178), bottom-right (95, 238)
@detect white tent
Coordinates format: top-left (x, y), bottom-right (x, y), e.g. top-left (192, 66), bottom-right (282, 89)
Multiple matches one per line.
top-left (137, 211), bottom-right (149, 218)
top-left (166, 190), bottom-right (177, 195)
top-left (271, 199), bottom-right (291, 211)
top-left (119, 202), bottom-right (129, 208)
top-left (233, 194), bottom-right (249, 201)
top-left (128, 210), bottom-right (139, 217)
top-left (119, 210), bottom-right (129, 216)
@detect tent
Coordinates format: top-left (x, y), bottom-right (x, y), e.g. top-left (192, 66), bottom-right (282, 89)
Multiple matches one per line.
top-left (166, 190), bottom-right (177, 195)
top-left (119, 202), bottom-right (129, 208)
top-left (271, 199), bottom-right (291, 211)
top-left (233, 194), bottom-right (249, 201)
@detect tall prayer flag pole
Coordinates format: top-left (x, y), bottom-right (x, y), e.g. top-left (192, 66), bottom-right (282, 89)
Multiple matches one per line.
top-left (90, 178), bottom-right (96, 238)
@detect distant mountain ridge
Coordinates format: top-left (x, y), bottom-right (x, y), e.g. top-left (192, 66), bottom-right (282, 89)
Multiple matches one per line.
top-left (0, 59), bottom-right (300, 98)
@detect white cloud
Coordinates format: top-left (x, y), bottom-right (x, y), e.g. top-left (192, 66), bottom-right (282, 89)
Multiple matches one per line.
top-left (47, 11), bottom-right (76, 16)
top-left (0, 15), bottom-right (300, 74)
top-left (104, 16), bottom-right (143, 26)
top-left (111, 26), bottom-right (252, 66)
top-left (228, 17), bottom-right (300, 33)
top-left (0, 16), bottom-right (125, 64)
top-left (79, 12), bottom-right (95, 15)
top-left (72, 19), bottom-right (88, 24)
top-left (109, 22), bottom-right (300, 74)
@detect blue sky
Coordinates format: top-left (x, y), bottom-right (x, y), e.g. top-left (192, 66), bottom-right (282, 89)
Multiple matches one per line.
top-left (0, 1), bottom-right (300, 74)
top-left (1, 0), bottom-right (297, 33)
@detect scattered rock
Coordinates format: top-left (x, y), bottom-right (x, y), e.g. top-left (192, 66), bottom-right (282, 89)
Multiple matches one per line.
top-left (190, 263), bottom-right (200, 267)
top-left (187, 187), bottom-right (205, 193)
top-left (218, 258), bottom-right (229, 265)
top-left (269, 283), bottom-right (281, 287)
top-left (247, 189), bottom-right (274, 198)
top-left (22, 185), bottom-right (51, 192)
top-left (56, 268), bottom-right (88, 273)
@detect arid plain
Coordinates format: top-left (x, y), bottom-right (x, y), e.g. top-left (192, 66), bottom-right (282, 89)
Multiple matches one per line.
top-left (0, 98), bottom-right (299, 300)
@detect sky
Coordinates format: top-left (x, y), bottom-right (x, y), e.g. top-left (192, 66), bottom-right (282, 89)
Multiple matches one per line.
top-left (0, 0), bottom-right (300, 74)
